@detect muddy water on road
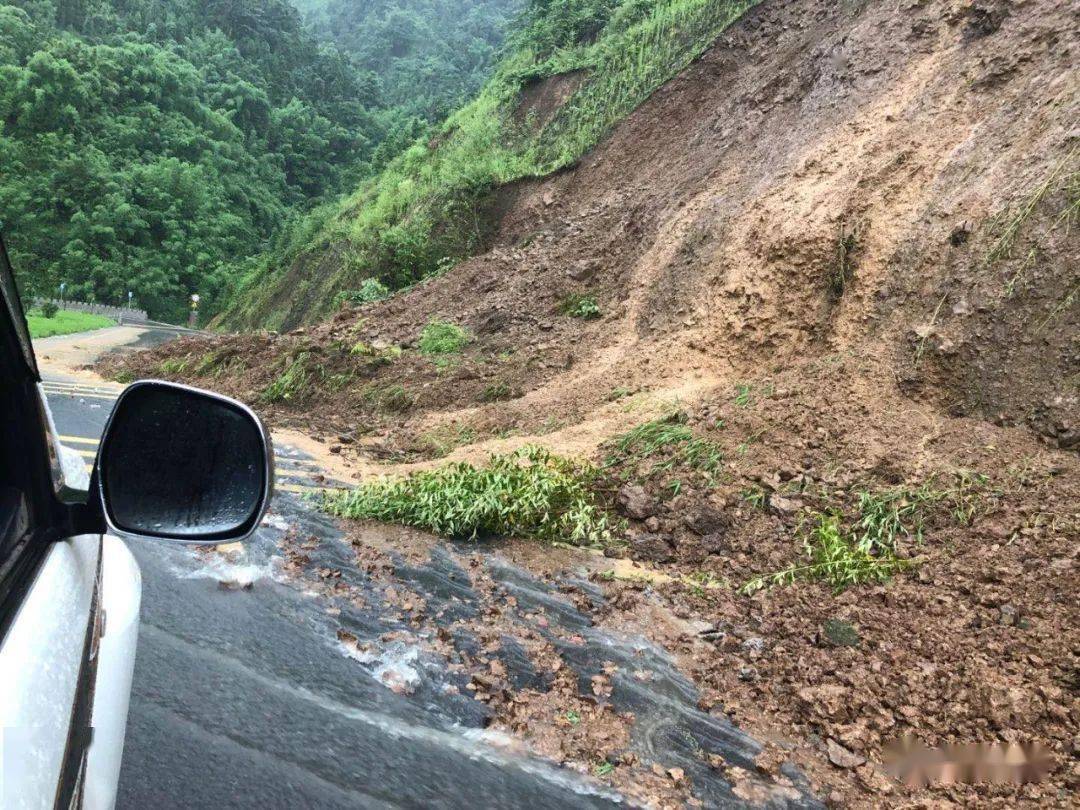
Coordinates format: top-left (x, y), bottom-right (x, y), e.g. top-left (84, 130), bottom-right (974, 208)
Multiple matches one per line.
top-left (119, 492), bottom-right (819, 808)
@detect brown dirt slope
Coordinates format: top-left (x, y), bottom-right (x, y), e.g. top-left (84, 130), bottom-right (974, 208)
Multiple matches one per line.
top-left (105, 0), bottom-right (1077, 457)
top-left (103, 0), bottom-right (1079, 805)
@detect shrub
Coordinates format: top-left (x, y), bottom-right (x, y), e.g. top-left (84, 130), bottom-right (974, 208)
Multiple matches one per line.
top-left (41, 301), bottom-right (59, 318)
top-left (560, 293), bottom-right (601, 319)
top-left (334, 278), bottom-right (392, 309)
top-left (418, 319), bottom-right (470, 355)
top-left (322, 445), bottom-right (614, 546)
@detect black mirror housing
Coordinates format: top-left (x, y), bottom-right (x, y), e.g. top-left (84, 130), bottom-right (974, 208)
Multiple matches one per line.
top-left (95, 381), bottom-right (273, 543)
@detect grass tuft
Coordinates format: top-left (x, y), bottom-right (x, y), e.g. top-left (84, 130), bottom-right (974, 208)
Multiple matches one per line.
top-left (260, 352), bottom-right (315, 404)
top-left (159, 357), bottom-right (189, 375)
top-left (362, 383), bottom-right (415, 413)
top-left (479, 380), bottom-right (516, 402)
top-left (349, 341), bottom-right (402, 365)
top-left (418, 319), bottom-right (471, 355)
top-left (607, 412), bottom-right (723, 477)
top-left (322, 445), bottom-right (614, 546)
top-left (741, 510), bottom-right (913, 595)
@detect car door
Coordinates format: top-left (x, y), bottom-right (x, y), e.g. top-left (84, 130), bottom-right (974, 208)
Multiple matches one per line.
top-left (0, 236), bottom-right (102, 809)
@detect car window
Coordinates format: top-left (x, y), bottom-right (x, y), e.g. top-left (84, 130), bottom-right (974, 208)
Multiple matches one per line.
top-left (0, 235), bottom-right (39, 380)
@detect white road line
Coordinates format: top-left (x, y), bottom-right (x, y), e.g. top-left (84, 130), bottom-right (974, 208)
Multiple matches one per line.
top-left (44, 390), bottom-right (118, 401)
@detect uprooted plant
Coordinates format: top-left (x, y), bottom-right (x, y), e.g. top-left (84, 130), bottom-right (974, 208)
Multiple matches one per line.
top-left (605, 411), bottom-right (724, 480)
top-left (322, 445), bottom-right (615, 547)
top-left (741, 475), bottom-right (987, 594)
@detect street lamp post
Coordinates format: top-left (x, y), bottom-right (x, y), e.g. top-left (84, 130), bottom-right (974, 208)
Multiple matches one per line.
top-left (189, 294), bottom-right (200, 329)
top-left (59, 282), bottom-right (66, 310)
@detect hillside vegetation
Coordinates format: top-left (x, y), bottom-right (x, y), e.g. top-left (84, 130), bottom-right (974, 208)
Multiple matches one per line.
top-left (219, 0), bottom-right (758, 330)
top-left (0, 0), bottom-right (515, 322)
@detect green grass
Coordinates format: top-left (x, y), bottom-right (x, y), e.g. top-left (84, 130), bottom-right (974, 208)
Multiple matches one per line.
top-left (260, 352), bottom-right (316, 404)
top-left (220, 0), bottom-right (759, 329)
top-left (611, 413), bottom-right (694, 457)
top-left (362, 383), bottom-right (415, 413)
top-left (26, 309), bottom-right (114, 339)
top-left (418, 319), bottom-right (471, 355)
top-left (479, 380), bottom-right (515, 402)
top-left (741, 509), bottom-right (912, 596)
top-left (322, 445), bottom-right (614, 546)
top-left (606, 412), bottom-right (723, 477)
top-left (158, 358), bottom-right (189, 375)
top-left (741, 484), bottom-right (767, 509)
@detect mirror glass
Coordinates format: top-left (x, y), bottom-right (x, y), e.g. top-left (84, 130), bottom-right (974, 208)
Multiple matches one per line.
top-left (99, 382), bottom-right (269, 541)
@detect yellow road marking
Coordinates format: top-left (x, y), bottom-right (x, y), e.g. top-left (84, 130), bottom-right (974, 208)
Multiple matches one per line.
top-left (59, 435), bottom-right (100, 446)
top-left (64, 434), bottom-right (320, 476)
top-left (277, 483), bottom-right (324, 494)
top-left (80, 463), bottom-right (327, 495)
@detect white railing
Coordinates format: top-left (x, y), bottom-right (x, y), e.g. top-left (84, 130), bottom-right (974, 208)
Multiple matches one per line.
top-left (33, 298), bottom-right (148, 323)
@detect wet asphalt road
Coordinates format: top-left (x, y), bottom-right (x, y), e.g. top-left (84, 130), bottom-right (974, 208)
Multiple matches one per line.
top-left (40, 328), bottom-right (821, 809)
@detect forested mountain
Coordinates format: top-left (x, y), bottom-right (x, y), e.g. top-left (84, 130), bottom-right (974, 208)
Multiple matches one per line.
top-left (0, 0), bottom-right (515, 322)
top-left (297, 1), bottom-right (519, 122)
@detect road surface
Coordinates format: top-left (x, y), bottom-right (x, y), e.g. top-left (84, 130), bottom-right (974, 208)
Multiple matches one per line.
top-left (38, 327), bottom-right (821, 809)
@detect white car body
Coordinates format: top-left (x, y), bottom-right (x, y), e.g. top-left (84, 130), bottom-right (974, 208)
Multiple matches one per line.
top-left (1, 236), bottom-right (269, 808)
top-left (0, 390), bottom-right (142, 810)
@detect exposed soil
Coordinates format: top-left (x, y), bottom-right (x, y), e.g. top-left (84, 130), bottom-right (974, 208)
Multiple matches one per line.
top-left (100, 0), bottom-right (1078, 805)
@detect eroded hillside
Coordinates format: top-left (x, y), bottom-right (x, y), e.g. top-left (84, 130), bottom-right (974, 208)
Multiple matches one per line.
top-left (103, 0), bottom-right (1078, 805)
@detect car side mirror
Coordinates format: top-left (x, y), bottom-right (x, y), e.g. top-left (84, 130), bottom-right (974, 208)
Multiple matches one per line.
top-left (95, 381), bottom-right (273, 543)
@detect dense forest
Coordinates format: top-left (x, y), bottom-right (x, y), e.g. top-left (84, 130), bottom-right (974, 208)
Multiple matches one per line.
top-left (297, 0), bottom-right (518, 122)
top-left (0, 0), bottom-right (516, 322)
